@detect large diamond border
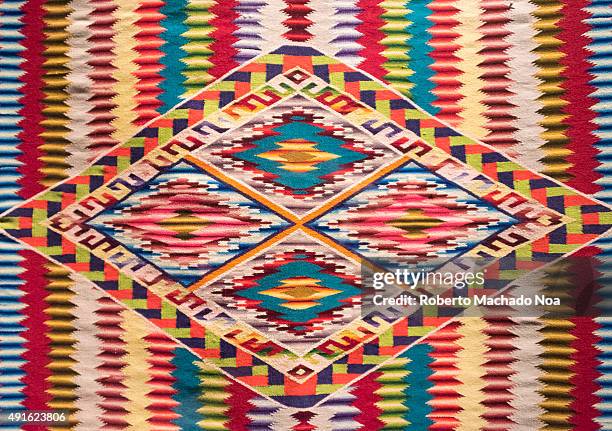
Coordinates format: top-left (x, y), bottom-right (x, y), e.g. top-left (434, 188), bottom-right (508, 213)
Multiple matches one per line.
top-left (1, 45), bottom-right (610, 408)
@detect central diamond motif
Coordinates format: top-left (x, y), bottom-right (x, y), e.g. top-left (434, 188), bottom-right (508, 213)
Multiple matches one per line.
top-left (194, 94), bottom-right (399, 215)
top-left (87, 160), bottom-right (290, 287)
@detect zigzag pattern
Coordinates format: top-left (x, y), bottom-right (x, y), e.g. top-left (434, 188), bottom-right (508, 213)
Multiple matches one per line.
top-left (7, 1), bottom-right (609, 200)
top-left (1, 1), bottom-right (612, 429)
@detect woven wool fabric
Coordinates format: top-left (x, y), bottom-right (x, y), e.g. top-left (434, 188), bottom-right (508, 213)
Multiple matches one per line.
top-left (1, 0), bottom-right (611, 430)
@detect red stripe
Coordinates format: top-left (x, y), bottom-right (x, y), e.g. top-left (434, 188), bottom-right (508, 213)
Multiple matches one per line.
top-left (427, 0), bottom-right (462, 125)
top-left (425, 321), bottom-right (462, 431)
top-left (570, 318), bottom-right (601, 430)
top-left (87, 0), bottom-right (120, 153)
top-left (282, 0), bottom-right (313, 42)
top-left (351, 372), bottom-right (384, 430)
top-left (482, 318), bottom-right (515, 431)
top-left (209, 0), bottom-right (239, 79)
top-left (559, 0), bottom-right (601, 194)
top-left (479, 1), bottom-right (518, 153)
top-left (145, 333), bottom-right (180, 429)
top-left (17, 0), bottom-right (46, 198)
top-left (356, 0), bottom-right (387, 80)
top-left (134, 0), bottom-right (165, 124)
top-left (226, 379), bottom-right (257, 430)
top-left (96, 297), bottom-right (129, 430)
top-left (18, 251), bottom-right (51, 413)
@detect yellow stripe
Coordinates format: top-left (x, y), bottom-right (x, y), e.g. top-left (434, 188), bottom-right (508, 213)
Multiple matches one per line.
top-left (454, 0), bottom-right (487, 139)
top-left (45, 264), bottom-right (78, 429)
top-left (532, 0), bottom-right (571, 181)
top-left (111, 0), bottom-right (140, 142)
top-left (455, 318), bottom-right (487, 431)
top-left (41, 1), bottom-right (72, 186)
top-left (122, 311), bottom-right (153, 431)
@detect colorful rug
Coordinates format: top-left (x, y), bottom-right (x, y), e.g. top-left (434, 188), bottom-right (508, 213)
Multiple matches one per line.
top-left (1, 0), bottom-right (611, 429)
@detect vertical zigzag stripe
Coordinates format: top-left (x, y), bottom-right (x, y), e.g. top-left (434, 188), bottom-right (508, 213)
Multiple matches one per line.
top-left (374, 357), bottom-right (411, 428)
top-left (281, 0), bottom-right (314, 42)
top-left (505, 0), bottom-right (547, 173)
top-left (570, 317), bottom-right (602, 429)
top-left (85, 0), bottom-right (119, 154)
top-left (401, 344), bottom-right (434, 429)
top-left (596, 318), bottom-right (612, 431)
top-left (96, 297), bottom-right (129, 429)
top-left (232, 0), bottom-right (267, 64)
top-left (330, 0), bottom-right (363, 67)
top-left (479, 0), bottom-right (518, 153)
top-left (428, 321), bottom-right (462, 429)
top-left (595, 236), bottom-right (612, 430)
top-left (351, 372), bottom-right (385, 429)
top-left (122, 313), bottom-right (154, 429)
top-left (16, 0), bottom-right (45, 199)
top-left (40, 0), bottom-right (72, 186)
top-left (538, 319), bottom-right (576, 429)
top-left (144, 333), bottom-right (179, 430)
top-left (482, 318), bottom-right (516, 429)
top-left (455, 318), bottom-right (487, 430)
top-left (559, 0), bottom-right (601, 194)
top-left (531, 0), bottom-right (571, 183)
top-left (454, 0), bottom-right (487, 139)
top-left (133, 0), bottom-right (165, 124)
top-left (247, 394), bottom-right (282, 430)
top-left (65, 0), bottom-right (96, 176)
top-left (259, 0), bottom-right (289, 57)
top-left (509, 318), bottom-right (545, 430)
top-left (587, 0), bottom-right (612, 203)
top-left (110, 0), bottom-right (140, 142)
top-left (209, 0), bottom-right (240, 78)
top-left (0, 236), bottom-right (27, 426)
top-left (308, 0), bottom-right (336, 56)
top-left (171, 348), bottom-right (206, 429)
top-left (378, 0), bottom-right (412, 96)
top-left (159, 0), bottom-right (188, 111)
top-left (318, 388), bottom-right (361, 431)
top-left (182, 0), bottom-right (215, 96)
top-left (428, 0), bottom-right (462, 125)
top-left (45, 264), bottom-right (78, 426)
top-left (406, 0), bottom-right (437, 113)
top-left (356, 0), bottom-right (387, 79)
top-left (0, 0), bottom-right (25, 210)
top-left (20, 250), bottom-right (51, 410)
top-left (226, 379), bottom-right (258, 430)
top-left (72, 281), bottom-right (105, 431)
top-left (198, 363), bottom-right (231, 430)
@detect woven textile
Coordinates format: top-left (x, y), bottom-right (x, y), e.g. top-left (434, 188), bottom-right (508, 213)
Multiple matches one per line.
top-left (1, 1), bottom-right (611, 430)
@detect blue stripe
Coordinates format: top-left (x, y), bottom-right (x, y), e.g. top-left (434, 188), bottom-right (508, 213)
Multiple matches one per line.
top-left (171, 348), bottom-right (206, 430)
top-left (159, 0), bottom-right (189, 112)
top-left (405, 0), bottom-right (437, 113)
top-left (401, 343), bottom-right (434, 428)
